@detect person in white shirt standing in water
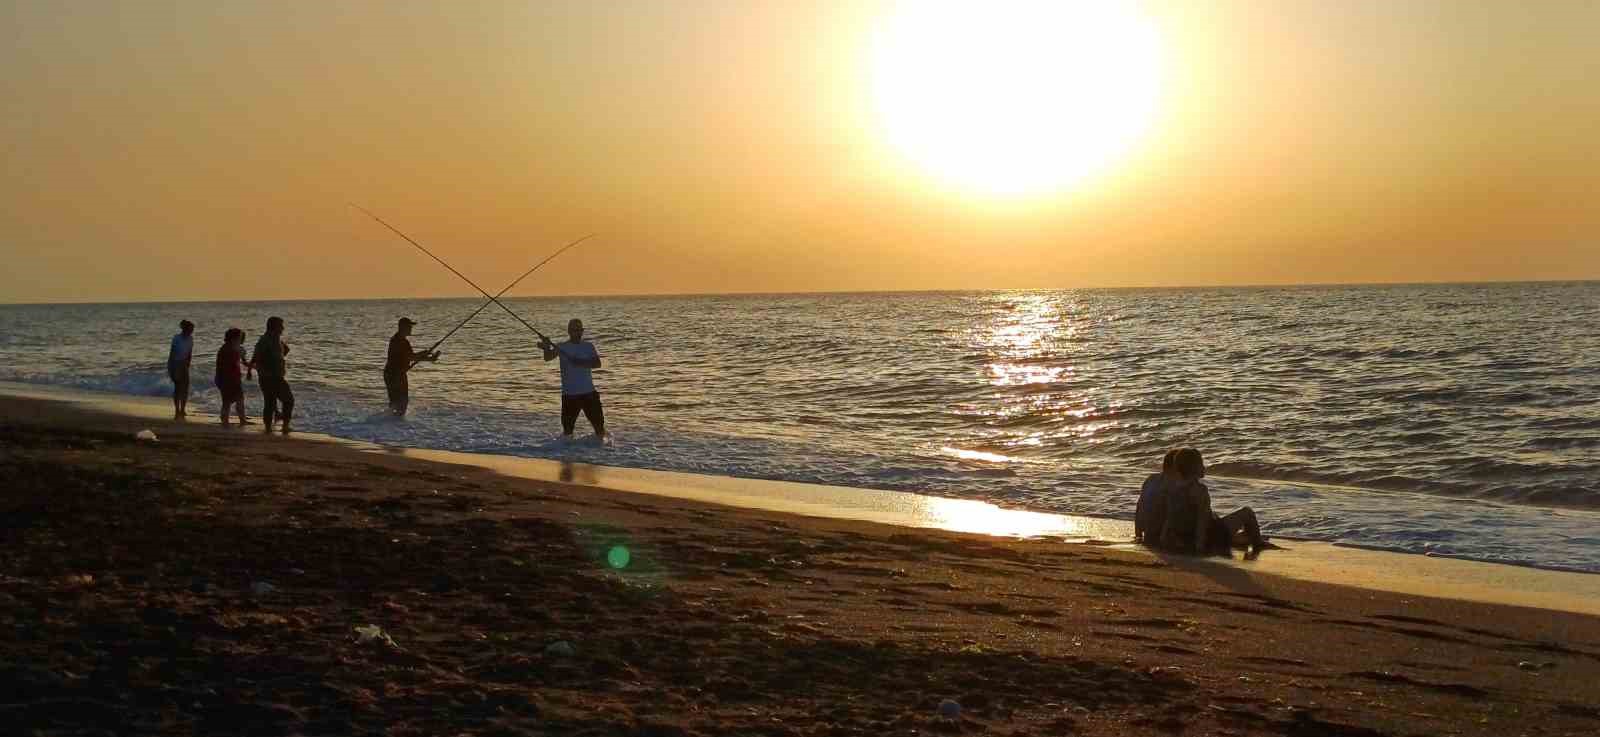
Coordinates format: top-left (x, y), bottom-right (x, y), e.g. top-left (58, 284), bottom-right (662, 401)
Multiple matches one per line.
top-left (167, 319), bottom-right (195, 420)
top-left (540, 318), bottom-right (606, 442)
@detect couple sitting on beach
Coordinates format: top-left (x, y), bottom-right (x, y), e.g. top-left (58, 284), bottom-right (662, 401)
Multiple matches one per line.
top-left (1135, 448), bottom-right (1267, 558)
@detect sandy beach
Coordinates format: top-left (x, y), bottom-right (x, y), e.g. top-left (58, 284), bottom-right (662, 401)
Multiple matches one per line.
top-left (3, 393), bottom-right (1599, 736)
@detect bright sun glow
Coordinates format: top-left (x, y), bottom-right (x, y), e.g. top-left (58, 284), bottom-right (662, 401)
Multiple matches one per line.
top-left (871, 1), bottom-right (1164, 198)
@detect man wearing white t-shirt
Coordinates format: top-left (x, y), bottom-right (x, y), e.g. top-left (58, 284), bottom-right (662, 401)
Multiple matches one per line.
top-left (540, 318), bottom-right (606, 440)
top-left (167, 319), bottom-right (195, 419)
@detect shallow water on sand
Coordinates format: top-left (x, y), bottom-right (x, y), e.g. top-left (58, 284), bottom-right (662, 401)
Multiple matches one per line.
top-left (2, 283), bottom-right (1598, 570)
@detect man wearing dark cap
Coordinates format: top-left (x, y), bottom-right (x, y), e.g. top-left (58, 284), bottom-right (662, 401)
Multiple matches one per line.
top-left (167, 319), bottom-right (196, 419)
top-left (384, 317), bottom-right (438, 417)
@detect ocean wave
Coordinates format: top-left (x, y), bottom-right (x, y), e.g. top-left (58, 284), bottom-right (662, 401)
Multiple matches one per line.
top-left (2, 366), bottom-right (192, 398)
top-left (1522, 436), bottom-right (1600, 450)
top-left (1206, 460), bottom-right (1600, 510)
top-left (1381, 387), bottom-right (1471, 403)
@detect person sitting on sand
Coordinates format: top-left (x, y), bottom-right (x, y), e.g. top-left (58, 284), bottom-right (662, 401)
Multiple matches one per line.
top-left (252, 316), bottom-right (294, 435)
top-left (215, 328), bottom-right (253, 427)
top-left (1134, 449), bottom-right (1179, 544)
top-left (1159, 448), bottom-right (1268, 557)
top-left (167, 319), bottom-right (195, 420)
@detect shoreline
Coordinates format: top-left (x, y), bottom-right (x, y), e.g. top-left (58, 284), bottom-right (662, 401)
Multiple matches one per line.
top-left (5, 380), bottom-right (1597, 616)
top-left (5, 390), bottom-right (1600, 734)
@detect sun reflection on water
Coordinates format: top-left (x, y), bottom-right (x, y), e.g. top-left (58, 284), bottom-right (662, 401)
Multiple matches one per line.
top-left (941, 446), bottom-right (1014, 463)
top-left (987, 362), bottom-right (1068, 386)
top-left (916, 494), bottom-right (1122, 539)
top-left (946, 293), bottom-right (1132, 459)
top-left (975, 295), bottom-right (1078, 387)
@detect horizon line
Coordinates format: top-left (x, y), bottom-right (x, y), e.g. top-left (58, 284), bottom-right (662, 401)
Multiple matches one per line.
top-left (2, 276), bottom-right (1596, 307)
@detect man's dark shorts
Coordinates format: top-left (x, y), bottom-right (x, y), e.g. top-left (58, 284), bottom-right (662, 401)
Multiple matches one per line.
top-left (259, 375), bottom-right (294, 415)
top-left (561, 391), bottom-right (605, 435)
top-left (384, 370), bottom-right (408, 405)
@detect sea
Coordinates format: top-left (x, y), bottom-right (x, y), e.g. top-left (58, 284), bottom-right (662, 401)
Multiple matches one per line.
top-left (3, 282), bottom-right (1598, 572)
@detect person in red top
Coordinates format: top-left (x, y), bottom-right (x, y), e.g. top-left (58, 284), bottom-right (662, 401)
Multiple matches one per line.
top-left (215, 328), bottom-right (253, 427)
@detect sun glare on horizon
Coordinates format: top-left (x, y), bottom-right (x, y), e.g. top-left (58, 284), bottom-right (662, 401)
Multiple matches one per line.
top-left (871, 1), bottom-right (1164, 199)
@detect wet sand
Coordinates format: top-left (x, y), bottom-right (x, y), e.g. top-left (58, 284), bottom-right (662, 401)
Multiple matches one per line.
top-left (3, 394), bottom-right (1599, 736)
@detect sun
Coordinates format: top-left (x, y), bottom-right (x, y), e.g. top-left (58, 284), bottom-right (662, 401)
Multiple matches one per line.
top-left (870, 1), bottom-right (1164, 198)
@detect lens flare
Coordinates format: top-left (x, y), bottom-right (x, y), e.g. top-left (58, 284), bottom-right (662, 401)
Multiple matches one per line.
top-left (606, 545), bottom-right (631, 569)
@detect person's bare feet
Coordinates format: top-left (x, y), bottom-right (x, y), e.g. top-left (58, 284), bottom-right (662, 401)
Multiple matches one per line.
top-left (280, 424), bottom-right (292, 436)
top-left (239, 418), bottom-right (255, 426)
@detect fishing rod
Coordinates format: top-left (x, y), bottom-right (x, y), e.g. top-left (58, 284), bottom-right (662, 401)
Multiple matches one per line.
top-left (350, 203), bottom-right (581, 350)
top-left (408, 233), bottom-right (596, 368)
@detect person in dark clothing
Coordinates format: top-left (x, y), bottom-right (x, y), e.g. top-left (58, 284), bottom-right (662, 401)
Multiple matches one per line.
top-left (252, 316), bottom-right (294, 435)
top-left (1159, 448), bottom-right (1268, 557)
top-left (1134, 449), bottom-right (1179, 544)
top-left (383, 317), bottom-right (438, 416)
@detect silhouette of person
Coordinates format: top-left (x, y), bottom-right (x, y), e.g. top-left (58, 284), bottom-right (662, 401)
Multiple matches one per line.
top-left (384, 317), bottom-right (438, 416)
top-left (1134, 449), bottom-right (1179, 544)
top-left (167, 319), bottom-right (195, 419)
top-left (252, 316), bottom-right (294, 435)
top-left (215, 328), bottom-right (253, 427)
top-left (1159, 448), bottom-right (1267, 557)
top-left (540, 318), bottom-right (606, 441)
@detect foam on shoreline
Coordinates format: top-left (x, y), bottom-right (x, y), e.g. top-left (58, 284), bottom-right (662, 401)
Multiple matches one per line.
top-left (5, 381), bottom-right (1598, 616)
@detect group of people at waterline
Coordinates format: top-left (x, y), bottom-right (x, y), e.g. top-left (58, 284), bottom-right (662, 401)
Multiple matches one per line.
top-left (166, 318), bottom-right (291, 430)
top-left (165, 315), bottom-right (606, 440)
top-left (170, 318), bottom-right (1252, 556)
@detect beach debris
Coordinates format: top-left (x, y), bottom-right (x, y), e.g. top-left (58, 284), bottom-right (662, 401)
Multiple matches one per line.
top-left (135, 429), bottom-right (158, 442)
top-left (544, 640), bottom-right (577, 657)
top-left (251, 581), bottom-right (277, 596)
top-left (354, 624), bottom-right (399, 649)
top-left (1516, 660), bottom-right (1552, 672)
top-left (937, 699), bottom-right (962, 719)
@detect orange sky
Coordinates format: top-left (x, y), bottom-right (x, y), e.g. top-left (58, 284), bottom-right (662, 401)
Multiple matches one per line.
top-left (2, 0), bottom-right (1597, 303)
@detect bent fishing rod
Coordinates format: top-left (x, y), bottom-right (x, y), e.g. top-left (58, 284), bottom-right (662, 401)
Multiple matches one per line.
top-left (407, 233), bottom-right (596, 367)
top-left (350, 204), bottom-right (588, 354)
